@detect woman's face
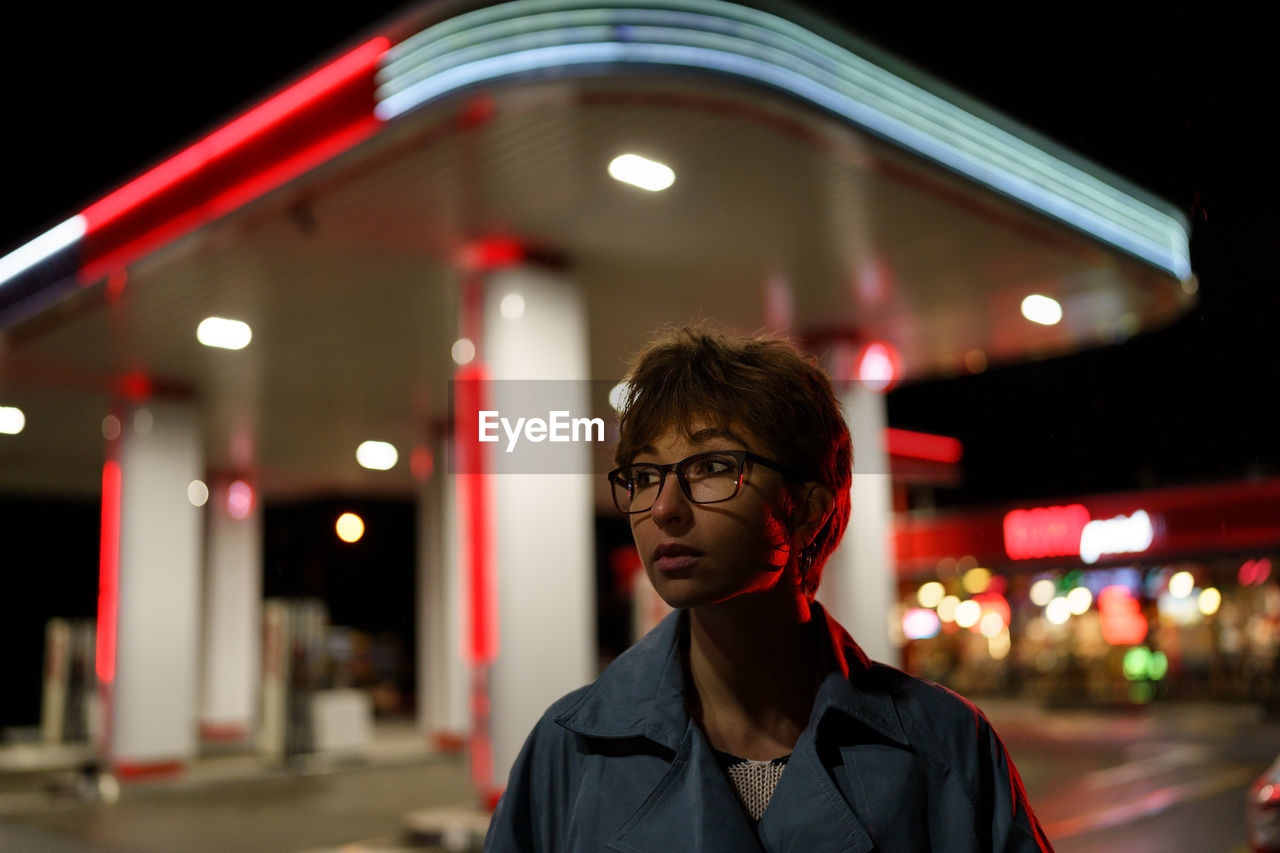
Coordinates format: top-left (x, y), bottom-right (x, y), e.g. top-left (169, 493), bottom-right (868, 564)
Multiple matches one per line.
top-left (628, 420), bottom-right (795, 610)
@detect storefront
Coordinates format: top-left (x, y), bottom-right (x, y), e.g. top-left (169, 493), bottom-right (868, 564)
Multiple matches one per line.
top-left (892, 478), bottom-right (1280, 707)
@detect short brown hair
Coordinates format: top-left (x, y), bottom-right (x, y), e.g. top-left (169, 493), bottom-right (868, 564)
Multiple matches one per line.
top-left (614, 326), bottom-right (851, 595)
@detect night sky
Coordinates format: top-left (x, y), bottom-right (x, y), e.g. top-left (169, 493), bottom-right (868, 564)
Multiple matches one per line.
top-left (2, 3), bottom-right (1276, 504)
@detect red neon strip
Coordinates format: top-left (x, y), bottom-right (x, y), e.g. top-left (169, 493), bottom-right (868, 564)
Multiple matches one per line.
top-left (81, 37), bottom-right (388, 232)
top-left (79, 117), bottom-right (380, 284)
top-left (455, 365), bottom-right (496, 664)
top-left (885, 427), bottom-right (963, 464)
top-left (96, 459), bottom-right (121, 684)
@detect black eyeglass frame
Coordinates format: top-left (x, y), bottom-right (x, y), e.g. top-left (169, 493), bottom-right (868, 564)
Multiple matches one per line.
top-left (607, 450), bottom-right (804, 515)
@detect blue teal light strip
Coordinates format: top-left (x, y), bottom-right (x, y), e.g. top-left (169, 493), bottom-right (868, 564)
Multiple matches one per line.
top-left (375, 0), bottom-right (1191, 280)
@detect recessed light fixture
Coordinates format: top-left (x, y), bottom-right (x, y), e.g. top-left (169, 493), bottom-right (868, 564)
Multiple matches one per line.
top-left (357, 440), bottom-right (398, 470)
top-left (0, 405), bottom-right (25, 435)
top-left (608, 153), bottom-right (675, 191)
top-left (197, 317), bottom-right (252, 350)
top-left (1020, 294), bottom-right (1062, 326)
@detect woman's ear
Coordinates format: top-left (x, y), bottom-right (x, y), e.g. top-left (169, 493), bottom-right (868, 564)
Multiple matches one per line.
top-left (795, 483), bottom-right (836, 547)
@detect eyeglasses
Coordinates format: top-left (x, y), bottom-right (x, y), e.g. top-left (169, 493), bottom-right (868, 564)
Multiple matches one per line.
top-left (607, 450), bottom-right (801, 514)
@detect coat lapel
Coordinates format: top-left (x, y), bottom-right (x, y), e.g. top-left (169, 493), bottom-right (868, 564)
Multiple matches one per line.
top-left (607, 722), bottom-right (763, 853)
top-left (755, 725), bottom-right (876, 853)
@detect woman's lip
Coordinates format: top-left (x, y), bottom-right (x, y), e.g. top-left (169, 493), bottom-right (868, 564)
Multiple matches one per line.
top-left (653, 543), bottom-right (702, 559)
top-left (654, 554), bottom-right (700, 573)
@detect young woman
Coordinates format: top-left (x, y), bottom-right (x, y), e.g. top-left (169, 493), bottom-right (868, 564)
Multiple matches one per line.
top-left (485, 327), bottom-right (1052, 852)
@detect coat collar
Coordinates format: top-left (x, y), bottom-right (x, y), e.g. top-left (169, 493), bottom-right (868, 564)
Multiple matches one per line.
top-left (554, 601), bottom-right (909, 751)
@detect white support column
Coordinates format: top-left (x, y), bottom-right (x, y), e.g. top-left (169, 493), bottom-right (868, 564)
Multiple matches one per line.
top-left (482, 264), bottom-right (595, 787)
top-left (199, 475), bottom-right (261, 744)
top-left (417, 437), bottom-right (468, 745)
top-left (820, 382), bottom-right (898, 667)
top-left (109, 400), bottom-right (203, 771)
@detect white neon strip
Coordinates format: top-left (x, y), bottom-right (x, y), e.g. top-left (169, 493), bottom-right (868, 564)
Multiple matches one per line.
top-left (0, 216), bottom-right (86, 288)
top-left (383, 12), bottom-right (1180, 259)
top-left (377, 2), bottom-right (1191, 280)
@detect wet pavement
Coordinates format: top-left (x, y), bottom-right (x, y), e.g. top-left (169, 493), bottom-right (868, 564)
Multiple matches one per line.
top-left (2, 702), bottom-right (1276, 851)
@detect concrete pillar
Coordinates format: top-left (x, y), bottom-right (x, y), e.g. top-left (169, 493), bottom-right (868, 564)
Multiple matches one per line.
top-left (820, 381), bottom-right (898, 667)
top-left (417, 436), bottom-right (468, 744)
top-left (199, 475), bottom-right (262, 744)
top-left (480, 263), bottom-right (595, 787)
top-left (103, 400), bottom-right (203, 773)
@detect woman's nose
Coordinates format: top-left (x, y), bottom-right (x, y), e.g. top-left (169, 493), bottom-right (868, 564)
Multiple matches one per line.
top-left (649, 470), bottom-right (692, 527)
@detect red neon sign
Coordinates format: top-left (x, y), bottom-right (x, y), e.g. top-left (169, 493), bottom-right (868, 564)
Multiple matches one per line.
top-left (1240, 558), bottom-right (1273, 586)
top-left (1003, 504), bottom-right (1090, 560)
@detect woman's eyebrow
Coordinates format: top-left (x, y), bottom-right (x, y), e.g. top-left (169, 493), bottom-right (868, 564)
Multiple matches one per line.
top-left (687, 427), bottom-right (748, 446)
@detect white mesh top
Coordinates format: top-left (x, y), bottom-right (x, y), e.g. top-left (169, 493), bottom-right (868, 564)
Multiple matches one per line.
top-left (714, 750), bottom-right (790, 822)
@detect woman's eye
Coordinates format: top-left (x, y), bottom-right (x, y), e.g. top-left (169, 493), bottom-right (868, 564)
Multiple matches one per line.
top-left (632, 469), bottom-right (661, 488)
top-left (689, 456), bottom-right (734, 477)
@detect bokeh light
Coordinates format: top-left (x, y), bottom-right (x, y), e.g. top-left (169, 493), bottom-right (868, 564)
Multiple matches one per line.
top-left (451, 338), bottom-right (476, 365)
top-left (1029, 578), bottom-right (1057, 607)
top-left (1168, 570), bottom-right (1195, 599)
top-left (962, 567), bottom-right (992, 594)
top-left (227, 480), bottom-right (254, 520)
top-left (917, 581), bottom-right (945, 608)
top-left (500, 292), bottom-right (525, 319)
top-left (336, 512), bottom-right (365, 543)
top-left (1067, 586), bottom-right (1093, 615)
top-left (954, 600), bottom-right (981, 629)
top-left (187, 480), bottom-right (209, 507)
top-left (1045, 597), bottom-right (1071, 625)
top-left (988, 629), bottom-right (1011, 660)
top-left (979, 611), bottom-right (1004, 637)
top-left (1197, 587), bottom-right (1222, 616)
top-left (902, 608), bottom-right (941, 640)
top-left (937, 595), bottom-right (960, 623)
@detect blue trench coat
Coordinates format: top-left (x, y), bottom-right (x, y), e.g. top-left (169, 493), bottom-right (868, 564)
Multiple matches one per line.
top-left (485, 603), bottom-right (1053, 851)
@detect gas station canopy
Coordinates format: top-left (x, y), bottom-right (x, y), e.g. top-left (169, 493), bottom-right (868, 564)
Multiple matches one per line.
top-left (0, 0), bottom-right (1193, 498)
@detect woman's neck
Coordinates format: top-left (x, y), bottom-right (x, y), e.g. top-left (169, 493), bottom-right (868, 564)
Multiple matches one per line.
top-left (684, 589), bottom-right (825, 759)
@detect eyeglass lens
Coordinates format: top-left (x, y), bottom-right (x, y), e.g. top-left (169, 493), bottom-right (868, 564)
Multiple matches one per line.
top-left (613, 453), bottom-right (742, 512)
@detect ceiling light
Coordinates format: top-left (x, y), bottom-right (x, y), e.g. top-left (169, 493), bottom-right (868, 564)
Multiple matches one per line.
top-left (0, 405), bottom-right (25, 435)
top-left (608, 154), bottom-right (675, 191)
top-left (197, 317), bottom-right (252, 350)
top-left (1020, 294), bottom-right (1062, 326)
top-left (357, 440), bottom-right (398, 470)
